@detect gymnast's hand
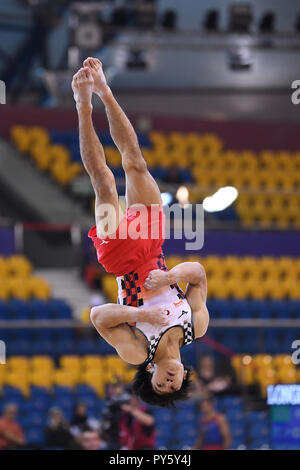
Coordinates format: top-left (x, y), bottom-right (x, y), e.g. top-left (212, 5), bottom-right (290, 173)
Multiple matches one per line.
top-left (144, 269), bottom-right (170, 290)
top-left (140, 306), bottom-right (169, 327)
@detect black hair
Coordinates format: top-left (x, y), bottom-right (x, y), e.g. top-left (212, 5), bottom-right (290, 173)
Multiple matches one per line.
top-left (132, 362), bottom-right (193, 408)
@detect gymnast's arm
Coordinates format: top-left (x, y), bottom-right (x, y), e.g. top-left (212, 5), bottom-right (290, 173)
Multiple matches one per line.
top-left (144, 262), bottom-right (209, 338)
top-left (90, 303), bottom-right (167, 364)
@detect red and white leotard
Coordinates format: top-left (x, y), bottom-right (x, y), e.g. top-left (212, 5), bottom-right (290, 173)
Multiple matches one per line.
top-left (88, 205), bottom-right (168, 307)
top-left (88, 205), bottom-right (195, 361)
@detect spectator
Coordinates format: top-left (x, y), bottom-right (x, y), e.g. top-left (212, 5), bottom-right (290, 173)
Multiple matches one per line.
top-left (0, 404), bottom-right (26, 450)
top-left (119, 395), bottom-right (156, 450)
top-left (80, 430), bottom-right (105, 450)
top-left (197, 355), bottom-right (237, 396)
top-left (193, 397), bottom-right (231, 450)
top-left (44, 407), bottom-right (78, 449)
top-left (100, 382), bottom-right (131, 450)
top-left (70, 403), bottom-right (99, 439)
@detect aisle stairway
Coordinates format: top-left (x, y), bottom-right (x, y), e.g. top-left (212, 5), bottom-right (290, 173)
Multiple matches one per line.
top-left (35, 268), bottom-right (94, 319)
top-left (0, 139), bottom-right (93, 227)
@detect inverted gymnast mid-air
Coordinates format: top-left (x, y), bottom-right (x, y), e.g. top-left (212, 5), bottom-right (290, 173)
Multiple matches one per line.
top-left (72, 58), bottom-right (209, 407)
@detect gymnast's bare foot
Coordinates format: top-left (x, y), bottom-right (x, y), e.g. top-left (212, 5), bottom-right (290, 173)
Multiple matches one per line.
top-left (71, 67), bottom-right (94, 106)
top-left (83, 57), bottom-right (110, 99)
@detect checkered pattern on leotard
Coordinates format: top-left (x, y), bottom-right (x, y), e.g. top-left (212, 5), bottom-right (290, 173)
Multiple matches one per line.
top-left (147, 319), bottom-right (194, 362)
top-left (118, 271), bottom-right (144, 307)
top-left (117, 251), bottom-right (184, 307)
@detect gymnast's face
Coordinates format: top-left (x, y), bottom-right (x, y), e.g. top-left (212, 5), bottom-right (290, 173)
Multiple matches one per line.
top-left (147, 360), bottom-right (187, 394)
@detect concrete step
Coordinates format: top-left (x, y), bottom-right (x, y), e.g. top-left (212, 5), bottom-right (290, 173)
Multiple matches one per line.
top-left (0, 139), bottom-right (93, 227)
top-left (35, 268), bottom-right (96, 319)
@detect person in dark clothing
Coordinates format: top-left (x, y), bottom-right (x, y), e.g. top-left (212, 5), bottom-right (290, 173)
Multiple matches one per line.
top-left (100, 383), bottom-right (131, 450)
top-left (44, 407), bottom-right (78, 449)
top-left (70, 402), bottom-right (99, 437)
top-left (119, 395), bottom-right (156, 450)
top-left (197, 355), bottom-right (238, 397)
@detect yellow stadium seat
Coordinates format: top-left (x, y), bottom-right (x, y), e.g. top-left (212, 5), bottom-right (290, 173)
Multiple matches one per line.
top-left (27, 127), bottom-right (50, 149)
top-left (10, 126), bottom-right (33, 153)
top-left (47, 144), bottom-right (71, 166)
top-left (273, 354), bottom-right (294, 369)
top-left (6, 255), bottom-right (32, 277)
top-left (0, 257), bottom-right (9, 278)
top-left (149, 131), bottom-right (167, 151)
top-left (68, 162), bottom-right (82, 178)
top-left (276, 368), bottom-right (297, 384)
top-left (0, 281), bottom-right (10, 300)
top-left (102, 275), bottom-right (118, 302)
top-left (51, 162), bottom-right (74, 186)
top-left (32, 146), bottom-right (53, 171)
top-left (166, 256), bottom-right (184, 270)
top-left (29, 277), bottom-right (51, 300)
top-left (0, 366), bottom-right (6, 391)
top-left (5, 371), bottom-right (30, 396)
top-left (104, 147), bottom-right (122, 166)
top-left (8, 357), bottom-right (30, 372)
top-left (81, 369), bottom-right (105, 397)
top-left (31, 356), bottom-right (55, 371)
top-left (233, 355), bottom-right (255, 385)
top-left (252, 354), bottom-right (273, 368)
top-left (54, 369), bottom-right (77, 387)
top-left (81, 356), bottom-right (103, 370)
top-left (30, 370), bottom-right (53, 389)
top-left (121, 367), bottom-right (136, 383)
top-left (7, 277), bottom-right (31, 300)
top-left (60, 355), bottom-right (82, 371)
top-left (103, 355), bottom-right (127, 371)
top-left (81, 307), bottom-right (91, 324)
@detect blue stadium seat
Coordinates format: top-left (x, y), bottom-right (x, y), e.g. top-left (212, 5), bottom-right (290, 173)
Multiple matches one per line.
top-left (220, 396), bottom-right (243, 410)
top-left (29, 299), bottom-right (52, 320)
top-left (25, 426), bottom-right (45, 446)
top-left (8, 299), bottom-right (32, 320)
top-left (7, 339), bottom-right (31, 355)
top-left (48, 299), bottom-right (72, 320)
top-left (248, 422), bottom-right (269, 440)
top-left (0, 300), bottom-right (9, 320)
top-left (32, 339), bottom-right (54, 355)
top-left (137, 133), bottom-right (151, 148)
top-left (76, 384), bottom-right (97, 397)
top-left (153, 408), bottom-right (173, 424)
top-left (54, 338), bottom-right (75, 356)
top-left (98, 132), bottom-right (114, 146)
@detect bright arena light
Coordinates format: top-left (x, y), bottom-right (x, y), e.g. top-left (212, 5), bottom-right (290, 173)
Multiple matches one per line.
top-left (203, 186), bottom-right (238, 213)
top-left (176, 186), bottom-right (189, 206)
top-left (161, 192), bottom-right (173, 206)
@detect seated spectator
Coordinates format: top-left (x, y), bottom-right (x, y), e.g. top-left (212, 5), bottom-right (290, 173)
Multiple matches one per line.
top-left (119, 394), bottom-right (156, 450)
top-left (196, 355), bottom-right (238, 397)
top-left (100, 382), bottom-right (131, 450)
top-left (80, 430), bottom-right (105, 450)
top-left (44, 407), bottom-right (78, 449)
top-left (193, 397), bottom-right (231, 450)
top-left (70, 403), bottom-right (99, 439)
top-left (0, 404), bottom-right (26, 450)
